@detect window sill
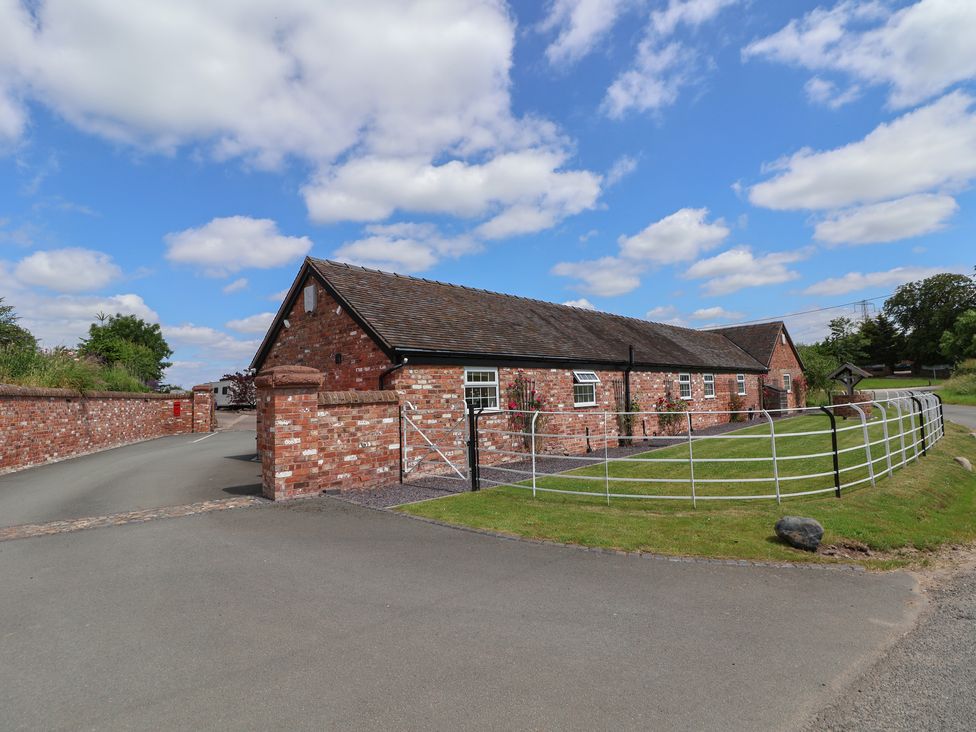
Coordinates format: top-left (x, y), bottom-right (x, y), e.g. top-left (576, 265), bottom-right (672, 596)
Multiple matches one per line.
top-left (737, 392), bottom-right (747, 397)
top-left (704, 395), bottom-right (715, 400)
top-left (573, 402), bottom-right (597, 409)
top-left (679, 396), bottom-right (692, 401)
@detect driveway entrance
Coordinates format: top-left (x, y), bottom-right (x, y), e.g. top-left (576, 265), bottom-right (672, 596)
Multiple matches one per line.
top-left (0, 430), bottom-right (261, 529)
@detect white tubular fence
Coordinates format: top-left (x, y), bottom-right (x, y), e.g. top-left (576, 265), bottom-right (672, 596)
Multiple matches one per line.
top-left (471, 392), bottom-right (945, 504)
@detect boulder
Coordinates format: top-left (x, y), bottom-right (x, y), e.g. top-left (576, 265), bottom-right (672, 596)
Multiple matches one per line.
top-left (954, 456), bottom-right (973, 472)
top-left (775, 516), bottom-right (824, 552)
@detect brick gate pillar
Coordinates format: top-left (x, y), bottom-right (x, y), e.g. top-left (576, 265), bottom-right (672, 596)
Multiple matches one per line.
top-left (191, 384), bottom-right (217, 433)
top-left (255, 365), bottom-right (324, 500)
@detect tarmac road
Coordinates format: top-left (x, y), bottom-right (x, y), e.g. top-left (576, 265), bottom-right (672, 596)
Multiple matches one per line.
top-left (0, 495), bottom-right (923, 731)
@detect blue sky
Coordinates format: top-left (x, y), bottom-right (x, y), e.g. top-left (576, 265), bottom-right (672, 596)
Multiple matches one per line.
top-left (1, 0), bottom-right (974, 387)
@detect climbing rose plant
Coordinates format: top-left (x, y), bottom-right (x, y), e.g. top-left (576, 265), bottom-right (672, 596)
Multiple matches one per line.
top-left (654, 394), bottom-right (688, 436)
top-left (504, 370), bottom-right (548, 448)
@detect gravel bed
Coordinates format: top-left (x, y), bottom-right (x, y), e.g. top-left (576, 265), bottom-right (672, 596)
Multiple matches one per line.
top-left (806, 565), bottom-right (976, 731)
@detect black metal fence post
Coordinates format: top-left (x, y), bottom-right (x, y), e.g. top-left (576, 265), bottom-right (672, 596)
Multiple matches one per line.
top-left (819, 406), bottom-right (841, 498)
top-left (467, 405), bottom-right (483, 491)
top-left (910, 395), bottom-right (927, 456)
top-left (932, 392), bottom-right (946, 435)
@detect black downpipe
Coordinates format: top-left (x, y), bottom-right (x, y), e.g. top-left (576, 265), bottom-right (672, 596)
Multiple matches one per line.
top-left (467, 406), bottom-right (484, 491)
top-left (624, 345), bottom-right (635, 443)
top-left (910, 395), bottom-right (927, 456)
top-left (819, 406), bottom-right (842, 498)
top-left (379, 357), bottom-right (408, 389)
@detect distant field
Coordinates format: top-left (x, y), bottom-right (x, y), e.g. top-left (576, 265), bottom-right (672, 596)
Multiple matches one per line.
top-left (859, 377), bottom-right (943, 389)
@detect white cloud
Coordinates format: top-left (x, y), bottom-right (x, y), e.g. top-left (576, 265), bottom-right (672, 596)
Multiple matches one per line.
top-left (802, 265), bottom-right (954, 296)
top-left (563, 297), bottom-right (597, 310)
top-left (333, 223), bottom-right (480, 274)
top-left (604, 0), bottom-right (739, 118)
top-left (303, 151), bottom-right (602, 238)
top-left (551, 257), bottom-right (643, 296)
top-left (605, 154), bottom-right (639, 187)
top-left (163, 324), bottom-right (260, 361)
top-left (0, 1), bottom-right (602, 248)
top-left (749, 92), bottom-right (976, 211)
top-left (9, 291), bottom-right (159, 348)
top-left (744, 0), bottom-right (976, 109)
top-left (14, 248), bottom-right (121, 293)
top-left (164, 216), bottom-right (311, 276)
top-left (618, 207), bottom-right (728, 264)
top-left (267, 288), bottom-right (290, 302)
top-left (685, 247), bottom-right (808, 295)
top-left (645, 304), bottom-right (687, 326)
top-left (804, 76), bottom-right (861, 109)
top-left (690, 306), bottom-right (743, 321)
top-left (540, 0), bottom-right (627, 66)
top-left (814, 194), bottom-right (959, 245)
top-left (222, 277), bottom-right (248, 294)
top-left (225, 312), bottom-right (275, 334)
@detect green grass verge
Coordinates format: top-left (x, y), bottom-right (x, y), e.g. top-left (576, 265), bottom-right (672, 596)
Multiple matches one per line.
top-left (941, 390), bottom-right (976, 406)
top-left (400, 422), bottom-right (976, 570)
top-left (858, 377), bottom-right (944, 389)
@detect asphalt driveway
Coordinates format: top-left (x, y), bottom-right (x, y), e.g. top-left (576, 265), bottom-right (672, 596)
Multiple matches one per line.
top-left (943, 403), bottom-right (976, 430)
top-left (0, 431), bottom-right (261, 528)
top-left (0, 497), bottom-right (922, 731)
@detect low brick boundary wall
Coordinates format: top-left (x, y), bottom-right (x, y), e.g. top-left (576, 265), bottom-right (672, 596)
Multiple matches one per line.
top-left (256, 366), bottom-right (402, 500)
top-left (830, 393), bottom-right (873, 419)
top-left (0, 384), bottom-right (216, 475)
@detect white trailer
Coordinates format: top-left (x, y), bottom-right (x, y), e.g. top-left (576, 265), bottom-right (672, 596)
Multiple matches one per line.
top-left (205, 380), bottom-right (236, 409)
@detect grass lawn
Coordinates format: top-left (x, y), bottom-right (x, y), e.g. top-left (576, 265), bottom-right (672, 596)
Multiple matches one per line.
top-left (858, 376), bottom-right (944, 389)
top-left (400, 418), bottom-right (976, 570)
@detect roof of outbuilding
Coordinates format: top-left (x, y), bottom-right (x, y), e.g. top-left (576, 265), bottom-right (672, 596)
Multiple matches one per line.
top-left (249, 258), bottom-right (770, 372)
top-left (709, 322), bottom-right (786, 368)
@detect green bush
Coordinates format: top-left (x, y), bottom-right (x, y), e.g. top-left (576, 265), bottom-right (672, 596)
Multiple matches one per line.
top-left (943, 372), bottom-right (976, 397)
top-left (953, 358), bottom-right (976, 377)
top-left (0, 346), bottom-right (148, 392)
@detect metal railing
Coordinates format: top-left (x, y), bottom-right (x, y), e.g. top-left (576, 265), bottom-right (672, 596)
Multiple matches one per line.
top-left (472, 392), bottom-right (945, 505)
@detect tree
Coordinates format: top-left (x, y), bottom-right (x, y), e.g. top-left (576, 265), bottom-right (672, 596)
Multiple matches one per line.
top-left (798, 343), bottom-right (838, 397)
top-left (883, 272), bottom-right (976, 368)
top-left (940, 309), bottom-right (976, 363)
top-left (822, 317), bottom-right (868, 366)
top-left (859, 314), bottom-right (903, 370)
top-left (0, 298), bottom-right (36, 351)
top-left (220, 370), bottom-right (256, 407)
top-left (79, 314), bottom-right (172, 384)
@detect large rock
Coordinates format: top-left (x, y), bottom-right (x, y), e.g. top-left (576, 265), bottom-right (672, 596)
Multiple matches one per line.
top-left (775, 516), bottom-right (824, 552)
top-left (954, 456), bottom-right (973, 472)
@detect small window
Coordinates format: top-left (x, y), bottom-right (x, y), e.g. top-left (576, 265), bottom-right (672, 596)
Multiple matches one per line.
top-left (464, 368), bottom-right (499, 411)
top-left (678, 373), bottom-right (692, 400)
top-left (781, 332), bottom-right (787, 345)
top-left (572, 371), bottom-right (600, 407)
top-left (303, 284), bottom-right (317, 313)
top-left (736, 373), bottom-right (746, 396)
top-left (703, 373), bottom-right (715, 398)
top-left (213, 387), bottom-right (218, 394)
top-left (783, 373), bottom-right (792, 393)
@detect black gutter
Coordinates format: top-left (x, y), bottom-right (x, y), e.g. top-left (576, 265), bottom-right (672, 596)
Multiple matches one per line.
top-left (379, 358), bottom-right (408, 389)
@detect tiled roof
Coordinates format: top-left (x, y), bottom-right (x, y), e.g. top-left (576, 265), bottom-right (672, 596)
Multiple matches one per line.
top-left (296, 258), bottom-right (768, 371)
top-left (710, 322), bottom-right (784, 368)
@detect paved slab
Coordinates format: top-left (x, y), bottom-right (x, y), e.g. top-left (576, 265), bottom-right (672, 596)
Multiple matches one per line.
top-left (0, 431), bottom-right (261, 528)
top-left (0, 497), bottom-right (922, 731)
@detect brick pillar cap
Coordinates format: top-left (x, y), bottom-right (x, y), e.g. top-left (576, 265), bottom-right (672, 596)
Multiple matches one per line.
top-left (191, 384), bottom-right (212, 392)
top-left (255, 365), bottom-right (324, 389)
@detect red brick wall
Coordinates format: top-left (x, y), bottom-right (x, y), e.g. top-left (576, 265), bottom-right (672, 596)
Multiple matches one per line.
top-left (0, 386), bottom-right (214, 475)
top-left (391, 364), bottom-right (765, 473)
top-left (767, 332), bottom-right (806, 409)
top-left (260, 276), bottom-right (393, 390)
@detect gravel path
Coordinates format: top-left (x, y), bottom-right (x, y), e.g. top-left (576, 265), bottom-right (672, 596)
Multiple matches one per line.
top-left (807, 565), bottom-right (976, 731)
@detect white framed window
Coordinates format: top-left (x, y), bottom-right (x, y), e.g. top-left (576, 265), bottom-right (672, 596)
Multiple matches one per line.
top-left (678, 373), bottom-right (692, 400)
top-left (703, 373), bottom-right (715, 398)
top-left (783, 373), bottom-right (792, 393)
top-left (303, 284), bottom-right (317, 312)
top-left (736, 373), bottom-right (746, 396)
top-left (572, 370), bottom-right (600, 407)
top-left (464, 368), bottom-right (499, 411)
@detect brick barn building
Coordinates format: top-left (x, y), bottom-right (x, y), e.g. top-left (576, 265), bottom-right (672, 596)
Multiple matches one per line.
top-left (251, 258), bottom-right (805, 435)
